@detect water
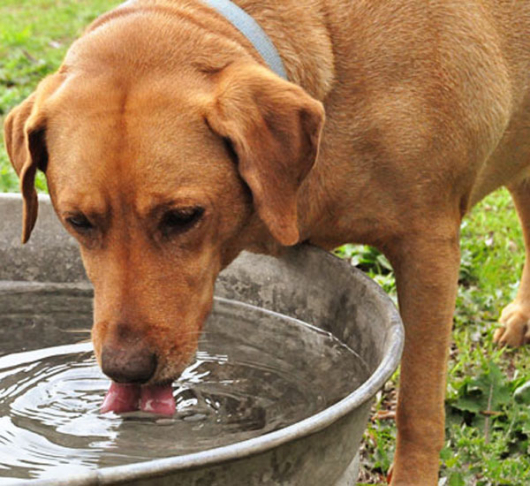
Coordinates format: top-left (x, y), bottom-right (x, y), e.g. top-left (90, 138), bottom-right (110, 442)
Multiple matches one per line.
top-left (0, 288), bottom-right (369, 482)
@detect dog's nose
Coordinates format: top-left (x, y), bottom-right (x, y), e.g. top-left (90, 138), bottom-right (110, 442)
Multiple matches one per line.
top-left (101, 343), bottom-right (157, 384)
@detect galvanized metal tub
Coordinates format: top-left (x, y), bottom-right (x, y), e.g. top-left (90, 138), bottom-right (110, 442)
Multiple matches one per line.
top-left (0, 193), bottom-right (404, 485)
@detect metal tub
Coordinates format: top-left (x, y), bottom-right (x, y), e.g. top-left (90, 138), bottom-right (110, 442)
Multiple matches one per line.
top-left (0, 194), bottom-right (403, 485)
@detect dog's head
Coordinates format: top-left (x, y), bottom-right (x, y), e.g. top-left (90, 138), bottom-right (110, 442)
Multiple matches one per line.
top-left (4, 23), bottom-right (324, 405)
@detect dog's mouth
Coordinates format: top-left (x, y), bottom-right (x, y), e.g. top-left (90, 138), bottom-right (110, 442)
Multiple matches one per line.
top-left (101, 382), bottom-right (176, 415)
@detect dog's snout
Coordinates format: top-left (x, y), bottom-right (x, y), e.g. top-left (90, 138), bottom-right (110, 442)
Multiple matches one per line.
top-left (101, 342), bottom-right (157, 384)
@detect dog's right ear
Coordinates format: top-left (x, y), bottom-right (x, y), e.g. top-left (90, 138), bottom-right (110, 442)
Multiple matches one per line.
top-left (4, 76), bottom-right (61, 243)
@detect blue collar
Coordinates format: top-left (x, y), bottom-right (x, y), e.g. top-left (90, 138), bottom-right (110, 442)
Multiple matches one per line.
top-left (202, 0), bottom-right (288, 79)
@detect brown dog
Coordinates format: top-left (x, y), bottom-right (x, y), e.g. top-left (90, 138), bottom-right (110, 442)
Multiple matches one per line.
top-left (4, 0), bottom-right (530, 483)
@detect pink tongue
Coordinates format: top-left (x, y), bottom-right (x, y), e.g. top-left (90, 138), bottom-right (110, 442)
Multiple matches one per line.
top-left (101, 383), bottom-right (141, 414)
top-left (101, 383), bottom-right (175, 416)
top-left (140, 385), bottom-right (176, 415)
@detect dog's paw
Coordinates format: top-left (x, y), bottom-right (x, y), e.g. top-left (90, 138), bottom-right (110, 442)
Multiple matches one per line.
top-left (495, 301), bottom-right (530, 347)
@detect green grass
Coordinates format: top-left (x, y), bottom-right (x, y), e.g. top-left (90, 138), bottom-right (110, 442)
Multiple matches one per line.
top-left (2, 2), bottom-right (530, 485)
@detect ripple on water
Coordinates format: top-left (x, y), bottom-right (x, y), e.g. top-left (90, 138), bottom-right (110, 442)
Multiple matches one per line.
top-left (0, 297), bottom-right (369, 481)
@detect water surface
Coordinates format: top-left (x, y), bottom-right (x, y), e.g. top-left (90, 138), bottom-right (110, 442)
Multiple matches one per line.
top-left (0, 291), bottom-right (368, 482)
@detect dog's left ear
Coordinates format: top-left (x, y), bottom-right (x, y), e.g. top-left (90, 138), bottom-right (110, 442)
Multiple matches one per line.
top-left (206, 63), bottom-right (325, 246)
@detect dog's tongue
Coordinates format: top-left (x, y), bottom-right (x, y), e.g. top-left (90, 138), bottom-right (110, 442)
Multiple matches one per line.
top-left (101, 383), bottom-right (141, 414)
top-left (139, 385), bottom-right (176, 415)
top-left (101, 382), bottom-right (175, 415)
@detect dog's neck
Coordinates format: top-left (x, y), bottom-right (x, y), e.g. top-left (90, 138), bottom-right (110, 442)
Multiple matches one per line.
top-left (201, 0), bottom-right (288, 80)
top-left (222, 0), bottom-right (336, 101)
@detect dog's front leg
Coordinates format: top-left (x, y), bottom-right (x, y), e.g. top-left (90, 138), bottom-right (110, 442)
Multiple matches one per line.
top-left (386, 227), bottom-right (460, 485)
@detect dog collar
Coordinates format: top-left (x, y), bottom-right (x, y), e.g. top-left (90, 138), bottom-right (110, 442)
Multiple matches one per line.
top-left (201, 0), bottom-right (288, 79)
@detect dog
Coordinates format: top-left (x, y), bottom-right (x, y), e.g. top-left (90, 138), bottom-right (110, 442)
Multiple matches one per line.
top-left (5, 0), bottom-right (530, 484)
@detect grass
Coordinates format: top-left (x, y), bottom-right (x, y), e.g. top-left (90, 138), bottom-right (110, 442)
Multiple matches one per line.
top-left (1, 1), bottom-right (530, 485)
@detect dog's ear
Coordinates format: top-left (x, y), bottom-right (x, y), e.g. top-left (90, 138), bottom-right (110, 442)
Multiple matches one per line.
top-left (206, 63), bottom-right (325, 246)
top-left (4, 76), bottom-right (60, 243)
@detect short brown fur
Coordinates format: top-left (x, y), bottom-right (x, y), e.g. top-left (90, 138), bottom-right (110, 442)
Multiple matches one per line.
top-left (5, 1), bottom-right (530, 484)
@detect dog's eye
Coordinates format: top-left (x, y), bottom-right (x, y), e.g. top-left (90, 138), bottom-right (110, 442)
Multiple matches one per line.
top-left (160, 207), bottom-right (204, 236)
top-left (66, 214), bottom-right (93, 232)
